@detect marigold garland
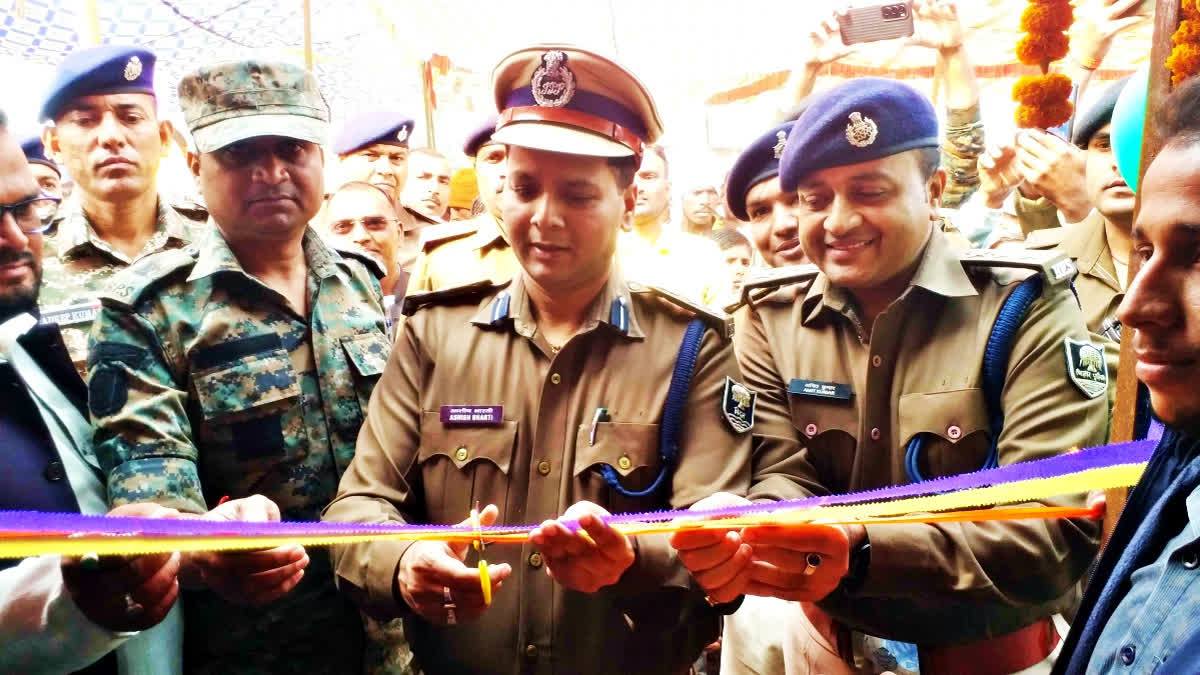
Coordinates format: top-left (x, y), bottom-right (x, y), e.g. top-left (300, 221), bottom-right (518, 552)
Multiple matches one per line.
top-left (1170, 8), bottom-right (1200, 86)
top-left (1013, 0), bottom-right (1074, 129)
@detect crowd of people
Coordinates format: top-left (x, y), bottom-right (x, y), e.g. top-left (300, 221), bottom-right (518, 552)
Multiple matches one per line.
top-left (2, 0), bottom-right (1199, 674)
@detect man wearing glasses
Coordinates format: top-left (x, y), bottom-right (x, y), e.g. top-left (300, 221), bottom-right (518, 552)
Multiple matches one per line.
top-left (35, 45), bottom-right (205, 373)
top-left (323, 181), bottom-right (408, 330)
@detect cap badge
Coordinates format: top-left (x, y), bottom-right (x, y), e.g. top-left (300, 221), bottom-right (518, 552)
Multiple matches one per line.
top-left (845, 112), bottom-right (878, 148)
top-left (123, 56), bottom-right (143, 82)
top-left (396, 126), bottom-right (409, 142)
top-left (531, 50), bottom-right (576, 108)
top-left (773, 130), bottom-right (788, 159)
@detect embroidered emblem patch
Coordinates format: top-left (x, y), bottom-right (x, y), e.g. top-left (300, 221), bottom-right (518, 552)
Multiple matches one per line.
top-left (845, 111), bottom-right (878, 148)
top-left (773, 130), bottom-right (788, 159)
top-left (1064, 338), bottom-right (1109, 399)
top-left (531, 50), bottom-right (576, 108)
top-left (124, 56), bottom-right (142, 81)
top-left (721, 376), bottom-right (757, 434)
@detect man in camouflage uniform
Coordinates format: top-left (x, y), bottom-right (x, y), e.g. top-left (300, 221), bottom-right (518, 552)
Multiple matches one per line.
top-left (36, 45), bottom-right (206, 372)
top-left (89, 60), bottom-right (390, 673)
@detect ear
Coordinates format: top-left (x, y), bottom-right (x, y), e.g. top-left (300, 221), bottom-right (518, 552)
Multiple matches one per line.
top-left (158, 119), bottom-right (175, 159)
top-left (622, 182), bottom-right (637, 226)
top-left (187, 151), bottom-right (201, 179)
top-left (927, 167), bottom-right (947, 217)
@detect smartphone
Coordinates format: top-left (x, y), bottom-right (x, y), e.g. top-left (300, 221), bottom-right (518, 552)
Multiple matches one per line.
top-left (838, 2), bottom-right (915, 45)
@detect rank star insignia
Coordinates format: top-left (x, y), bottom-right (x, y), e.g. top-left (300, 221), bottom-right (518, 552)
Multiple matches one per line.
top-left (845, 111), bottom-right (878, 148)
top-left (531, 50), bottom-right (576, 108)
top-left (1064, 338), bottom-right (1109, 399)
top-left (773, 130), bottom-right (788, 159)
top-left (721, 376), bottom-right (756, 434)
top-left (123, 56), bottom-right (142, 82)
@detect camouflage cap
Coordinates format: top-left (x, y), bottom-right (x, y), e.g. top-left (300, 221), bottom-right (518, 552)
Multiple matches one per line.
top-left (178, 60), bottom-right (330, 153)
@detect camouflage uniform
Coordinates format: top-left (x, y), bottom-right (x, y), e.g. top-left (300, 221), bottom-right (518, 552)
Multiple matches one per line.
top-left (940, 103), bottom-right (985, 209)
top-left (89, 224), bottom-right (389, 673)
top-left (38, 196), bottom-right (206, 371)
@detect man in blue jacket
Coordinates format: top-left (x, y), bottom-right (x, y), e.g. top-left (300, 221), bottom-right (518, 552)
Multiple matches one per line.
top-left (1054, 75), bottom-right (1200, 674)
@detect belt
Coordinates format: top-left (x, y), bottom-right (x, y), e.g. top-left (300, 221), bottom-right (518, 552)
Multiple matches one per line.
top-left (918, 617), bottom-right (1059, 675)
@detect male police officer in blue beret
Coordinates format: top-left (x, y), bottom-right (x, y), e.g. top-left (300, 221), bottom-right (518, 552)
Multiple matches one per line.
top-left (406, 114), bottom-right (519, 294)
top-left (334, 111), bottom-right (414, 209)
top-left (36, 45), bottom-right (205, 374)
top-left (21, 136), bottom-right (62, 202)
top-left (672, 78), bottom-right (1107, 673)
top-left (725, 122), bottom-right (808, 269)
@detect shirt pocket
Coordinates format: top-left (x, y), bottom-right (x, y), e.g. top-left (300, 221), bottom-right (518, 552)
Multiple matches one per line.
top-left (340, 331), bottom-right (391, 415)
top-left (787, 396), bottom-right (858, 492)
top-left (573, 421), bottom-right (662, 512)
top-left (191, 342), bottom-right (307, 494)
top-left (897, 388), bottom-right (991, 479)
top-left (416, 411), bottom-right (517, 524)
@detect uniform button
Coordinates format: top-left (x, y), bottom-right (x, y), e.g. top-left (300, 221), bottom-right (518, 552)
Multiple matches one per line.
top-left (44, 461), bottom-right (65, 482)
top-left (529, 552), bottom-right (543, 568)
top-left (550, 373), bottom-right (561, 385)
top-left (617, 455), bottom-right (632, 470)
top-left (805, 423), bottom-right (818, 436)
top-left (525, 644), bottom-right (539, 658)
top-left (871, 355), bottom-right (882, 367)
top-left (1183, 549), bottom-right (1200, 570)
top-left (870, 428), bottom-right (881, 440)
top-left (454, 447), bottom-right (469, 461)
top-left (1119, 644), bottom-right (1136, 665)
top-left (947, 425), bottom-right (962, 440)
top-left (537, 460), bottom-right (551, 475)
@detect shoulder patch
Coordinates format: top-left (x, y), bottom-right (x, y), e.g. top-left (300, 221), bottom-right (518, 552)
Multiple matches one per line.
top-left (739, 264), bottom-right (820, 306)
top-left (629, 282), bottom-right (734, 339)
top-left (959, 248), bottom-right (1076, 289)
top-left (419, 221), bottom-right (478, 253)
top-left (100, 247), bottom-right (197, 308)
top-left (1064, 338), bottom-right (1109, 399)
top-left (401, 279), bottom-right (507, 317)
top-left (721, 376), bottom-right (756, 433)
top-left (331, 245), bottom-right (387, 280)
top-left (1022, 227), bottom-right (1066, 251)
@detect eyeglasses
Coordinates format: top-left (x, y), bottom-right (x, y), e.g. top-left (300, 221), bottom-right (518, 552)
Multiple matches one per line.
top-left (0, 193), bottom-right (61, 235)
top-left (329, 216), bottom-right (396, 235)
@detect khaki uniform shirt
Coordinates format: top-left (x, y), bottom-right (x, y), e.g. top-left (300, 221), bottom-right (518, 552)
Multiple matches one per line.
top-left (738, 231), bottom-right (1106, 646)
top-left (1024, 212), bottom-right (1123, 336)
top-left (89, 226), bottom-right (390, 673)
top-left (406, 213), bottom-right (519, 294)
top-left (39, 196), bottom-right (206, 371)
top-left (618, 228), bottom-right (730, 307)
top-left (324, 271), bottom-right (751, 675)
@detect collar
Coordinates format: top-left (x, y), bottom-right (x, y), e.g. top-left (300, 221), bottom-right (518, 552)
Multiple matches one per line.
top-left (1062, 212), bottom-right (1121, 292)
top-left (187, 225), bottom-right (340, 283)
top-left (467, 213), bottom-right (509, 252)
top-left (800, 229), bottom-right (976, 324)
top-left (470, 266), bottom-right (645, 340)
top-left (55, 195), bottom-right (191, 261)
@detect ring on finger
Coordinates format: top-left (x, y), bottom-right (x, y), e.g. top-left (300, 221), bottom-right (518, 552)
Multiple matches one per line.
top-left (801, 552), bottom-right (823, 576)
top-left (123, 593), bottom-right (144, 618)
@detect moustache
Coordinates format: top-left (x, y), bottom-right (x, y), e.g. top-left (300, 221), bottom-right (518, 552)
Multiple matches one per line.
top-left (0, 249), bottom-right (37, 267)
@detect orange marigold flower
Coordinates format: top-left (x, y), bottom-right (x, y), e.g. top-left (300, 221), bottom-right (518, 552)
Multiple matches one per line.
top-left (1020, 2), bottom-right (1074, 33)
top-left (1012, 73), bottom-right (1073, 106)
top-left (1016, 100), bottom-right (1073, 129)
top-left (1173, 20), bottom-right (1200, 46)
top-left (1168, 43), bottom-right (1200, 86)
top-left (1186, 0), bottom-right (1200, 21)
top-left (1016, 32), bottom-right (1070, 66)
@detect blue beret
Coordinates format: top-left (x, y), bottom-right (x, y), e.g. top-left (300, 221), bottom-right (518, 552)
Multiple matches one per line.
top-left (333, 112), bottom-right (415, 155)
top-left (779, 78), bottom-right (939, 191)
top-left (463, 115), bottom-right (499, 157)
top-left (1072, 76), bottom-right (1130, 148)
top-left (725, 122), bottom-right (792, 222)
top-left (40, 45), bottom-right (156, 122)
top-left (20, 136), bottom-right (59, 176)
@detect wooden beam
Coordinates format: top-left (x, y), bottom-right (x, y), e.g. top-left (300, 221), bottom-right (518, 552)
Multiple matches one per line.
top-left (82, 0), bottom-right (101, 46)
top-left (1104, 0), bottom-right (1180, 545)
top-left (302, 0), bottom-right (313, 71)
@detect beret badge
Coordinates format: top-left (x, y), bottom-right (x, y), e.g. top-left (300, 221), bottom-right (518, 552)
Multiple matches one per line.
top-left (772, 130), bottom-right (787, 159)
top-left (845, 111), bottom-right (878, 148)
top-left (396, 126), bottom-right (409, 142)
top-left (531, 50), bottom-right (577, 108)
top-left (124, 56), bottom-right (143, 82)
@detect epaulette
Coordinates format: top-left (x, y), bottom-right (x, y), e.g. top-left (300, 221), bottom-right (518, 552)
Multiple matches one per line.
top-left (418, 220), bottom-right (478, 253)
top-left (401, 279), bottom-right (506, 317)
top-left (1022, 227), bottom-right (1067, 251)
top-left (628, 281), bottom-right (734, 340)
top-left (959, 248), bottom-right (1076, 289)
top-left (737, 264), bottom-right (820, 306)
top-left (331, 244), bottom-right (387, 280)
top-left (100, 246), bottom-right (198, 308)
